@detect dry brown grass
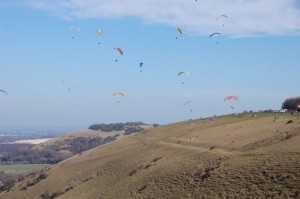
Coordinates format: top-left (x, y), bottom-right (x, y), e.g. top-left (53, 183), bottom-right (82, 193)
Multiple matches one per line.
top-left (1, 112), bottom-right (300, 199)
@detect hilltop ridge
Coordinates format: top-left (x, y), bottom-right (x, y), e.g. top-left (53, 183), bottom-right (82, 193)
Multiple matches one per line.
top-left (1, 112), bottom-right (300, 198)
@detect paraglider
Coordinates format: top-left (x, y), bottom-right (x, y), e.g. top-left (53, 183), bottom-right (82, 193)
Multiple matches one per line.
top-left (224, 96), bottom-right (238, 111)
top-left (113, 92), bottom-right (125, 103)
top-left (210, 32), bottom-right (221, 38)
top-left (114, 48), bottom-right (124, 55)
top-left (139, 62), bottom-right (143, 72)
top-left (184, 100), bottom-right (196, 112)
top-left (178, 71), bottom-right (190, 84)
top-left (184, 100), bottom-right (196, 106)
top-left (63, 77), bottom-right (75, 91)
top-left (97, 29), bottom-right (103, 36)
top-left (113, 92), bottom-right (124, 96)
top-left (216, 15), bottom-right (228, 26)
top-left (97, 29), bottom-right (102, 45)
top-left (224, 96), bottom-right (238, 101)
top-left (210, 32), bottom-right (221, 44)
top-left (69, 26), bottom-right (80, 38)
top-left (176, 27), bottom-right (183, 39)
top-left (69, 26), bottom-right (81, 32)
top-left (63, 77), bottom-right (76, 83)
top-left (177, 28), bottom-right (183, 35)
top-left (178, 71), bottom-right (190, 76)
top-left (216, 15), bottom-right (228, 21)
top-left (0, 90), bottom-right (7, 95)
top-left (114, 48), bottom-right (123, 62)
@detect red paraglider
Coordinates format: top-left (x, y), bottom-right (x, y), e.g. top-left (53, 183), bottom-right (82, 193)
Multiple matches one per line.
top-left (224, 96), bottom-right (238, 101)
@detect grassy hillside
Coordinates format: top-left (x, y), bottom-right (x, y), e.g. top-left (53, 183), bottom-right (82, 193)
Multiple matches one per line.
top-left (1, 112), bottom-right (300, 198)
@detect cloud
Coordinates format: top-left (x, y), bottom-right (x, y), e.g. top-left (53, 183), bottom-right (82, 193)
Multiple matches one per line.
top-left (25, 0), bottom-right (300, 36)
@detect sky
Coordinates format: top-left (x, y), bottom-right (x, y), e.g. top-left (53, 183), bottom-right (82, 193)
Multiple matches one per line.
top-left (0, 0), bottom-right (300, 127)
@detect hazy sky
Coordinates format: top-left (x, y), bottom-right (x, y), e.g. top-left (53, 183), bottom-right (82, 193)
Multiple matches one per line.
top-left (0, 0), bottom-right (299, 127)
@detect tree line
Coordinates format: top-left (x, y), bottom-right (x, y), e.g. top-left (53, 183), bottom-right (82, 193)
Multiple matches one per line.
top-left (88, 122), bottom-right (148, 132)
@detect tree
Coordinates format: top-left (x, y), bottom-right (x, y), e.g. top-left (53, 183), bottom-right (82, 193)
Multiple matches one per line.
top-left (282, 97), bottom-right (300, 111)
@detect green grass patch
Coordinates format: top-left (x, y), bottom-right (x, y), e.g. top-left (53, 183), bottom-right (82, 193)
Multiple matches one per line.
top-left (0, 164), bottom-right (50, 174)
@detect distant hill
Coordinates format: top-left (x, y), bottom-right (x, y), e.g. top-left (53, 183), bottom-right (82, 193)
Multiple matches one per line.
top-left (1, 113), bottom-right (300, 198)
top-left (0, 123), bottom-right (153, 165)
top-left (32, 123), bottom-right (154, 157)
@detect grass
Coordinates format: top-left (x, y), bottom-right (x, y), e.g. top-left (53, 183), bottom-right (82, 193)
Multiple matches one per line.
top-left (1, 112), bottom-right (299, 199)
top-left (0, 164), bottom-right (50, 174)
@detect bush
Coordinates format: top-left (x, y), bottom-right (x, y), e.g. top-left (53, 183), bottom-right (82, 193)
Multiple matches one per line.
top-left (124, 127), bottom-right (145, 135)
top-left (0, 171), bottom-right (28, 192)
top-left (0, 179), bottom-right (15, 192)
top-left (68, 137), bottom-right (117, 154)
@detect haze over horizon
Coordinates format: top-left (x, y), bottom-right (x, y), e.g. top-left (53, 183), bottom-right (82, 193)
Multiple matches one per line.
top-left (1, 0), bottom-right (299, 127)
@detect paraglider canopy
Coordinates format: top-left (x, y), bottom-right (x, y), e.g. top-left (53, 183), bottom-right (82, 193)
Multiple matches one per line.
top-left (69, 26), bottom-right (81, 32)
top-left (178, 71), bottom-right (190, 76)
top-left (216, 15), bottom-right (228, 21)
top-left (184, 100), bottom-right (196, 106)
top-left (176, 27), bottom-right (183, 39)
top-left (224, 96), bottom-right (238, 101)
top-left (0, 90), bottom-right (7, 95)
top-left (114, 48), bottom-right (124, 55)
top-left (210, 32), bottom-right (221, 38)
top-left (113, 92), bottom-right (125, 97)
top-left (139, 62), bottom-right (143, 72)
top-left (97, 29), bottom-right (103, 36)
top-left (177, 28), bottom-right (183, 35)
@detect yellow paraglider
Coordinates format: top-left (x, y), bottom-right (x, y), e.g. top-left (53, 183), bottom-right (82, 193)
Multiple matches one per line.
top-left (97, 29), bottom-right (103, 36)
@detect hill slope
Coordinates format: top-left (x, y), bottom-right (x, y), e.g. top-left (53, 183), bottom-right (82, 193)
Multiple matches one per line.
top-left (1, 113), bottom-right (300, 198)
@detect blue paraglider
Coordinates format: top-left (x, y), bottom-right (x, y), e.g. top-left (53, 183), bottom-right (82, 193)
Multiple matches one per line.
top-left (140, 62), bottom-right (143, 72)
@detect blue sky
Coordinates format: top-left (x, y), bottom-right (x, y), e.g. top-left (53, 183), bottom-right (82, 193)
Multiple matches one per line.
top-left (0, 0), bottom-right (300, 127)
